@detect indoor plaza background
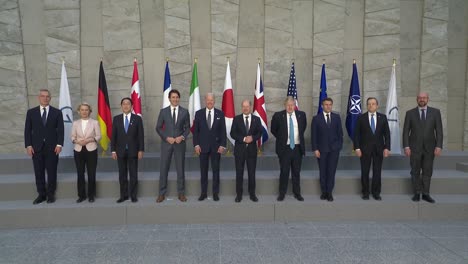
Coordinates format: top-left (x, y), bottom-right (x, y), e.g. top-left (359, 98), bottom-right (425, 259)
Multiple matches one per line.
top-left (1, 0), bottom-right (467, 153)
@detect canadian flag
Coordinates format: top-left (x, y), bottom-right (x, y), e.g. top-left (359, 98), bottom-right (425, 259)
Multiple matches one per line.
top-left (131, 59), bottom-right (142, 116)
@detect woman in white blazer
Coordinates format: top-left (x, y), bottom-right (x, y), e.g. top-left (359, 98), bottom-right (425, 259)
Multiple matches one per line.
top-left (71, 103), bottom-right (101, 203)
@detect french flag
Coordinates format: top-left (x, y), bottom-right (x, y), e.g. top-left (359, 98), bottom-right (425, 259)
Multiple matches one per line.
top-left (162, 61), bottom-right (171, 109)
top-left (253, 62), bottom-right (268, 147)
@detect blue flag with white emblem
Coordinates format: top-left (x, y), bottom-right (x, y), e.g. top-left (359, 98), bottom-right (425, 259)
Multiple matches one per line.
top-left (345, 62), bottom-right (361, 141)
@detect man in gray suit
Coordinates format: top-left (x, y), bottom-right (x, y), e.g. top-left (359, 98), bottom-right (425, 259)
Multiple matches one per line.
top-left (156, 89), bottom-right (191, 203)
top-left (403, 92), bottom-right (443, 203)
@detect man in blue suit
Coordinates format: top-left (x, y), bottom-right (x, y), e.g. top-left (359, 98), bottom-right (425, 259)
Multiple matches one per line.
top-left (24, 89), bottom-right (64, 204)
top-left (193, 93), bottom-right (227, 201)
top-left (311, 98), bottom-right (343, 202)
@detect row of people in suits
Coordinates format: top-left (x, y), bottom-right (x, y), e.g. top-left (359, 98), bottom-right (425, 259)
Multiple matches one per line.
top-left (24, 89), bottom-right (442, 205)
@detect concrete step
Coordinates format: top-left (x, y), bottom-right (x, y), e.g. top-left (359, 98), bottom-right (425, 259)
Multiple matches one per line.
top-left (2, 152), bottom-right (468, 174)
top-left (0, 170), bottom-right (467, 201)
top-left (1, 194), bottom-right (467, 228)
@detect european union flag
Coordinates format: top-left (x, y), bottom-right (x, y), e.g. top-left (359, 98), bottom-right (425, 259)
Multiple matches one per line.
top-left (317, 63), bottom-right (327, 114)
top-left (345, 62), bottom-right (361, 141)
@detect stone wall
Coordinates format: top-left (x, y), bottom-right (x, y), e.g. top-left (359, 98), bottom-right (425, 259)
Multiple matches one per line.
top-left (1, 0), bottom-right (468, 153)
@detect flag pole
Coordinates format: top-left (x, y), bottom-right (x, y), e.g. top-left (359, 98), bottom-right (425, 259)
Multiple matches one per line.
top-left (257, 57), bottom-right (263, 156)
top-left (351, 58), bottom-right (356, 154)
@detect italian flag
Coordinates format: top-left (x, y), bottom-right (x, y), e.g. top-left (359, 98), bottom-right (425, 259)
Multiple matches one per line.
top-left (189, 60), bottom-right (200, 133)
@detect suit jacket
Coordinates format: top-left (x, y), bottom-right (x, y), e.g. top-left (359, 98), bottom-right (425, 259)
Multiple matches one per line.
top-left (353, 112), bottom-right (390, 153)
top-left (111, 113), bottom-right (144, 157)
top-left (24, 105), bottom-right (64, 152)
top-left (156, 105), bottom-right (190, 143)
top-left (230, 114), bottom-right (262, 156)
top-left (311, 112), bottom-right (343, 153)
top-left (192, 108), bottom-right (227, 153)
top-left (71, 118), bottom-right (101, 152)
top-left (271, 110), bottom-right (307, 156)
top-left (402, 106), bottom-right (443, 152)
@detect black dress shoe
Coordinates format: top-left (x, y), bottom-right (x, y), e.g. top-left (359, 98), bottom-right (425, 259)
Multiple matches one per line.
top-left (33, 196), bottom-right (46, 205)
top-left (373, 194), bottom-right (382, 201)
top-left (47, 196), bottom-right (56, 203)
top-left (198, 194), bottom-right (207, 201)
top-left (131, 197), bottom-right (138, 203)
top-left (213, 194), bottom-right (219, 201)
top-left (250, 194), bottom-right (258, 202)
top-left (76, 197), bottom-right (86, 203)
top-left (116, 197), bottom-right (128, 203)
top-left (422, 194), bottom-right (435, 203)
top-left (235, 196), bottom-right (242, 203)
top-left (362, 194), bottom-right (370, 200)
top-left (294, 194), bottom-right (304, 201)
top-left (89, 197), bottom-right (95, 203)
top-left (327, 194), bottom-right (334, 202)
top-left (320, 193), bottom-right (327, 200)
top-left (412, 194), bottom-right (420, 202)
top-left (277, 194), bottom-right (285, 201)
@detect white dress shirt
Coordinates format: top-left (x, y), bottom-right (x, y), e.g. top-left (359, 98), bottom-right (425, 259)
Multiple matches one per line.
top-left (323, 111), bottom-right (331, 123)
top-left (122, 113), bottom-right (132, 125)
top-left (206, 108), bottom-right (214, 128)
top-left (171, 105), bottom-right (179, 123)
top-left (40, 105), bottom-right (50, 120)
top-left (243, 114), bottom-right (251, 130)
top-left (368, 112), bottom-right (377, 127)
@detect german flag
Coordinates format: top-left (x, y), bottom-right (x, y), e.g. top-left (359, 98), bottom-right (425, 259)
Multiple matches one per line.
top-left (97, 61), bottom-right (112, 151)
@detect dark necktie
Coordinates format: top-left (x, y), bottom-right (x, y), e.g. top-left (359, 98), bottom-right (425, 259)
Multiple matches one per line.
top-left (245, 116), bottom-right (249, 132)
top-left (326, 113), bottom-right (330, 126)
top-left (173, 107), bottom-right (176, 125)
top-left (42, 107), bottom-right (47, 126)
top-left (421, 109), bottom-right (426, 121)
top-left (207, 110), bottom-right (212, 130)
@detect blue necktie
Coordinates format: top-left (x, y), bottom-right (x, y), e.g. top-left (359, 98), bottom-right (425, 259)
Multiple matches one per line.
top-left (41, 107), bottom-right (47, 126)
top-left (370, 114), bottom-right (376, 134)
top-left (124, 115), bottom-right (129, 133)
top-left (289, 114), bottom-right (295, 149)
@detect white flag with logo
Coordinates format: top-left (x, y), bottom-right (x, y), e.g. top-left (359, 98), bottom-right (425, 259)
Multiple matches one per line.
top-left (59, 61), bottom-right (74, 157)
top-left (385, 62), bottom-right (401, 154)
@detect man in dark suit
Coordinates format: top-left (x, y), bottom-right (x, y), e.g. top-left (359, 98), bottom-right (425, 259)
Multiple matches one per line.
top-left (353, 97), bottom-right (390, 200)
top-left (24, 89), bottom-right (64, 204)
top-left (111, 97), bottom-right (144, 203)
top-left (311, 97), bottom-right (343, 202)
top-left (271, 96), bottom-right (307, 202)
top-left (193, 93), bottom-right (227, 201)
top-left (156, 89), bottom-right (190, 203)
top-left (403, 92), bottom-right (443, 203)
top-left (230, 99), bottom-right (262, 203)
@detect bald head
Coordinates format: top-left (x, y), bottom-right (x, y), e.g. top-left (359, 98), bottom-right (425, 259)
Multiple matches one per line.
top-left (417, 92), bottom-right (429, 107)
top-left (241, 99), bottom-right (252, 115)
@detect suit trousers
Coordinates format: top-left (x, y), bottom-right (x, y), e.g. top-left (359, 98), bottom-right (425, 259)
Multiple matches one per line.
top-left (117, 150), bottom-right (138, 199)
top-left (73, 147), bottom-right (97, 199)
top-left (360, 147), bottom-right (383, 196)
top-left (32, 146), bottom-right (59, 197)
top-left (234, 148), bottom-right (257, 196)
top-left (199, 151), bottom-right (221, 195)
top-left (317, 151), bottom-right (340, 194)
top-left (410, 150), bottom-right (434, 195)
top-left (159, 142), bottom-right (186, 195)
top-left (278, 145), bottom-right (302, 195)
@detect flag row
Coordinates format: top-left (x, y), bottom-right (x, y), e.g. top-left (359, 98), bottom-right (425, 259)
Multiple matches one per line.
top-left (57, 59), bottom-right (401, 156)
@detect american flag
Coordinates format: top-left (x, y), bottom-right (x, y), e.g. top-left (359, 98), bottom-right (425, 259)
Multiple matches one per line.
top-left (287, 62), bottom-right (298, 110)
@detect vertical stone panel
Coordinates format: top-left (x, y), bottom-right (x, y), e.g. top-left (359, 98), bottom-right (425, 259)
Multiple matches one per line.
top-left (363, 0), bottom-right (400, 109)
top-left (0, 0), bottom-right (28, 153)
top-left (420, 0), bottom-right (448, 148)
top-left (44, 0), bottom-right (80, 112)
top-left (313, 0), bottom-right (345, 113)
top-left (165, 0), bottom-right (192, 105)
top-left (211, 0), bottom-right (239, 102)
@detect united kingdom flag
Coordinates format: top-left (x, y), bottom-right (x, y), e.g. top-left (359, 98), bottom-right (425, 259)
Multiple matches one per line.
top-left (253, 62), bottom-right (269, 147)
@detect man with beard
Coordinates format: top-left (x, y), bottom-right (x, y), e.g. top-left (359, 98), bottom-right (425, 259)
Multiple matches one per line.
top-left (402, 92), bottom-right (443, 203)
